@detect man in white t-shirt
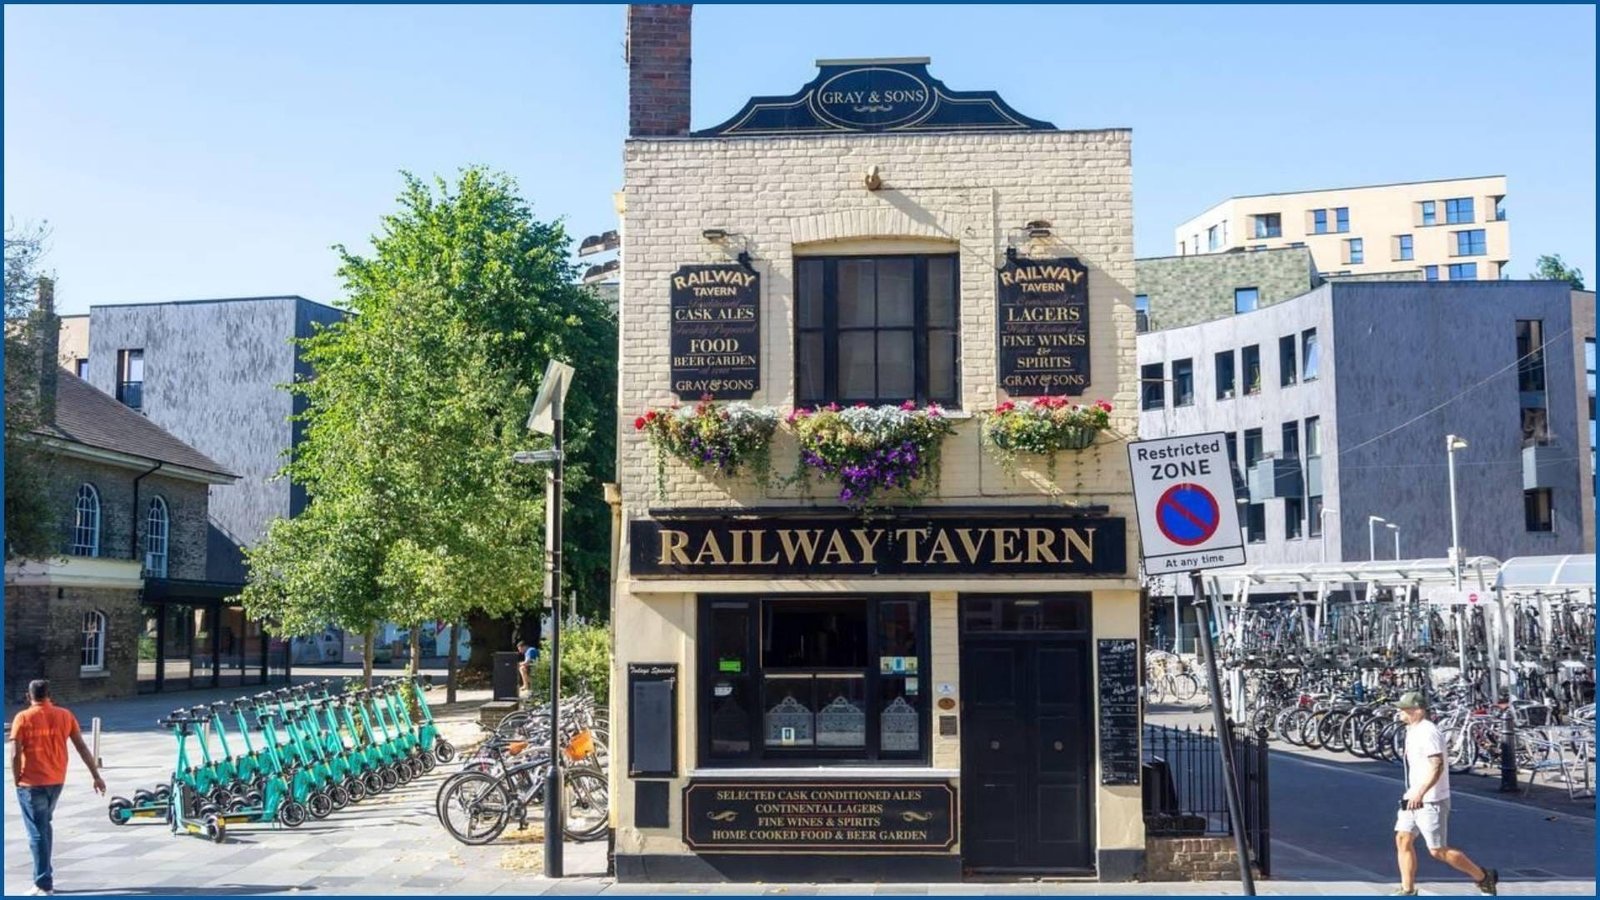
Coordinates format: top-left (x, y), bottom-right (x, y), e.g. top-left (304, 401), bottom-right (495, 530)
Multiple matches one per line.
top-left (1391, 691), bottom-right (1498, 896)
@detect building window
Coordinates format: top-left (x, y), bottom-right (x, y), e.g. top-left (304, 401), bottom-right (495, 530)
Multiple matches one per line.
top-left (1234, 287), bottom-right (1259, 315)
top-left (1135, 294), bottom-right (1150, 334)
top-left (1311, 209), bottom-right (1328, 234)
top-left (71, 484), bottom-right (101, 557)
top-left (1420, 201), bottom-right (1437, 227)
top-left (81, 611), bottom-right (107, 673)
top-left (1244, 428), bottom-right (1263, 467)
top-left (1346, 238), bottom-right (1364, 265)
top-left (795, 256), bottom-right (958, 407)
top-left (1226, 432), bottom-right (1240, 478)
top-left (1523, 489), bottom-right (1554, 532)
top-left (1252, 214), bottom-right (1282, 239)
top-left (74, 358), bottom-right (88, 379)
top-left (1249, 244), bottom-right (1267, 251)
top-left (700, 596), bottom-right (929, 764)
top-left (1448, 262), bottom-right (1477, 280)
top-left (1242, 345), bottom-right (1262, 395)
top-left (1281, 421), bottom-right (1301, 461)
top-left (145, 496), bottom-right (169, 578)
top-left (1173, 359), bottom-right (1194, 407)
top-left (1517, 319), bottom-right (1550, 446)
top-left (116, 349), bottom-right (144, 411)
top-left (1298, 329), bottom-right (1319, 382)
top-left (1304, 416), bottom-right (1321, 458)
top-left (1454, 229), bottom-right (1486, 257)
top-left (1334, 207), bottom-right (1350, 233)
top-left (1141, 362), bottom-right (1165, 411)
top-left (1396, 234), bottom-right (1414, 261)
top-left (1279, 335), bottom-right (1298, 386)
top-left (1308, 494), bottom-right (1325, 538)
top-left (1586, 338), bottom-right (1595, 499)
top-left (1423, 265), bottom-right (1439, 281)
top-left (1285, 496), bottom-right (1305, 540)
top-left (1445, 197), bottom-right (1474, 225)
top-left (1494, 196), bottom-right (1507, 221)
top-left (1215, 350), bottom-right (1236, 399)
top-left (1245, 503), bottom-right (1266, 543)
top-left (1207, 225), bottom-right (1220, 252)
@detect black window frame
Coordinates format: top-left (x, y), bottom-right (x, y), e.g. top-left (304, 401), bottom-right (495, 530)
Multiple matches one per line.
top-left (1242, 345), bottom-right (1262, 394)
top-left (116, 348), bottom-right (144, 411)
top-left (1279, 335), bottom-right (1298, 386)
top-left (1215, 350), bottom-right (1236, 399)
top-left (1141, 362), bottom-right (1165, 411)
top-left (1285, 496), bottom-right (1305, 540)
top-left (1173, 358), bottom-right (1194, 407)
top-left (794, 254), bottom-right (960, 408)
top-left (1523, 489), bottom-right (1554, 533)
top-left (697, 594), bottom-right (932, 767)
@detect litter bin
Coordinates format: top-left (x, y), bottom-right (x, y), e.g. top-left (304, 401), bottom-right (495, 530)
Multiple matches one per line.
top-left (492, 651), bottom-right (522, 701)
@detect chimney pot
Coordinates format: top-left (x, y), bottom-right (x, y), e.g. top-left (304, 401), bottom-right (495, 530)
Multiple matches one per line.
top-left (627, 4), bottom-right (692, 137)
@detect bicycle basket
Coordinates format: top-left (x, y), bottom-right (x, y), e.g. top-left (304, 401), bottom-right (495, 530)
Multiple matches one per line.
top-left (564, 729), bottom-right (595, 762)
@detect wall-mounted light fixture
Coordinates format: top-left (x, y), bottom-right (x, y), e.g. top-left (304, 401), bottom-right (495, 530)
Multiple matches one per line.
top-left (1005, 246), bottom-right (1018, 262)
top-left (1026, 219), bottom-right (1053, 239)
top-left (701, 228), bottom-right (729, 242)
top-left (864, 165), bottom-right (883, 191)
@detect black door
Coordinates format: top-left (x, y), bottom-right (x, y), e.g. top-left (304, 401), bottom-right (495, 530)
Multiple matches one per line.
top-left (960, 597), bottom-right (1093, 872)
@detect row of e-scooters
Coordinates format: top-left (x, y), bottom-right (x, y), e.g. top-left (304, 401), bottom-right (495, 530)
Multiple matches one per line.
top-left (107, 674), bottom-right (456, 842)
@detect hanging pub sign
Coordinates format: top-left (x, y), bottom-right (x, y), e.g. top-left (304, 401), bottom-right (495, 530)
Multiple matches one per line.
top-left (630, 511), bottom-right (1126, 578)
top-left (683, 780), bottom-right (956, 851)
top-left (670, 264), bottom-right (760, 400)
top-left (997, 256), bottom-right (1091, 397)
top-left (694, 58), bottom-right (1055, 137)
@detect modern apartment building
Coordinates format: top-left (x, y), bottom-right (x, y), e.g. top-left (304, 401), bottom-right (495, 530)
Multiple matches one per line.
top-left (1173, 176), bottom-right (1510, 281)
top-left (1138, 281), bottom-right (1589, 584)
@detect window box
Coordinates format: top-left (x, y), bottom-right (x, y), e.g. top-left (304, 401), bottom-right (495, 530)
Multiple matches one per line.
top-left (790, 403), bottom-right (956, 508)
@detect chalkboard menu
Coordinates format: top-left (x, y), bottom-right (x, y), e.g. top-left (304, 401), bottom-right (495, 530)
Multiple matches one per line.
top-left (1097, 638), bottom-right (1140, 785)
top-left (628, 663), bottom-right (678, 778)
top-left (670, 264), bottom-right (760, 399)
top-left (683, 781), bottom-right (956, 851)
top-left (996, 257), bottom-right (1091, 397)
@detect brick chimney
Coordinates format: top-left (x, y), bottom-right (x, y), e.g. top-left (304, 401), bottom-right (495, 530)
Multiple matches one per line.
top-left (33, 276), bottom-right (59, 424)
top-left (626, 4), bottom-right (692, 137)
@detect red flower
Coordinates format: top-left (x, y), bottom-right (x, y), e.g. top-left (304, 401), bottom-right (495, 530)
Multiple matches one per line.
top-left (633, 416), bottom-right (647, 430)
top-left (996, 401), bottom-right (1016, 413)
top-left (645, 410), bottom-right (659, 422)
top-left (855, 402), bottom-right (869, 409)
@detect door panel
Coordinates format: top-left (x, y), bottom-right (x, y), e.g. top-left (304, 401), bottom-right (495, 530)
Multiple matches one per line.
top-left (961, 634), bottom-right (1092, 871)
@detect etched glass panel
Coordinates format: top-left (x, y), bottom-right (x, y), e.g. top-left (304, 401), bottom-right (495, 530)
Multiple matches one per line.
top-left (764, 686), bottom-right (815, 747)
top-left (815, 693), bottom-right (866, 747)
top-left (880, 695), bottom-right (919, 753)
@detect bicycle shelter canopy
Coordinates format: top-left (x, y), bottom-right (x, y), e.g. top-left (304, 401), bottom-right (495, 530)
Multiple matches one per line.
top-left (1494, 554), bottom-right (1596, 594)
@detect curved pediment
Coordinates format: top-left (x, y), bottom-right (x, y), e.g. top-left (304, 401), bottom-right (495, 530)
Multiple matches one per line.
top-left (694, 58), bottom-right (1055, 137)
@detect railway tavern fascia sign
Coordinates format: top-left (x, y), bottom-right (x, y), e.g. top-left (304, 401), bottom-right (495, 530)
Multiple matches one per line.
top-left (695, 58), bottom-right (1056, 137)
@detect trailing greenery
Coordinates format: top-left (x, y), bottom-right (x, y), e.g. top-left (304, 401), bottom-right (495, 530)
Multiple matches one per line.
top-left (635, 397), bottom-right (780, 498)
top-left (4, 222), bottom-right (61, 560)
top-left (982, 397), bottom-right (1113, 481)
top-left (788, 402), bottom-right (956, 508)
top-left (527, 619), bottom-right (611, 707)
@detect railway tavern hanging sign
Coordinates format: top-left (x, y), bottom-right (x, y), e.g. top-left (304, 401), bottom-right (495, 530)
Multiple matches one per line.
top-left (670, 264), bottom-right (760, 399)
top-left (997, 256), bottom-right (1091, 396)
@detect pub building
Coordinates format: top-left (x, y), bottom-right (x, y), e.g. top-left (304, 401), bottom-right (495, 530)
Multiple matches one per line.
top-left (612, 5), bottom-right (1143, 882)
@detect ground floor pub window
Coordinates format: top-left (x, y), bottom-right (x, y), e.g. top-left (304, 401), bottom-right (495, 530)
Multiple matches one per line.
top-left (700, 595), bottom-right (930, 765)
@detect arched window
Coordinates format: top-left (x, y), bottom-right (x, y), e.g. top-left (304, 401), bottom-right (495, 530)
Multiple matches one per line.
top-left (145, 496), bottom-right (169, 578)
top-left (71, 484), bottom-right (101, 557)
top-left (81, 610), bottom-right (107, 672)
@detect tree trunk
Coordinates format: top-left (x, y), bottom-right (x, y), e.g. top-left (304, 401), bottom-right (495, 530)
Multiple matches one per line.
top-left (409, 627), bottom-right (422, 674)
top-left (447, 620), bottom-right (461, 704)
top-left (362, 630), bottom-right (375, 687)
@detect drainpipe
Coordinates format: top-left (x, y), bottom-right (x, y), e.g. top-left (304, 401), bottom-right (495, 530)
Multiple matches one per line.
top-left (130, 462), bottom-right (164, 566)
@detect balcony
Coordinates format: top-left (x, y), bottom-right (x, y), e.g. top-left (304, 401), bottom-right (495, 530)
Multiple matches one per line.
top-left (116, 380), bottom-right (143, 411)
top-left (1248, 457), bottom-right (1304, 501)
top-left (1523, 443), bottom-right (1565, 490)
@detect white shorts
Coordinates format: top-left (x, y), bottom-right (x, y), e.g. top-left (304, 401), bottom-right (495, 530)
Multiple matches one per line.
top-left (1396, 799), bottom-right (1450, 851)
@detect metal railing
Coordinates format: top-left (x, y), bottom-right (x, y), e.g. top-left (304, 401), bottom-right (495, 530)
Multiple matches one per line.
top-left (1143, 722), bottom-right (1271, 877)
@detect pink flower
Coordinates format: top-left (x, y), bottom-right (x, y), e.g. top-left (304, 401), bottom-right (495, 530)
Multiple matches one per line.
top-left (900, 399), bottom-right (917, 411)
top-left (827, 403), bottom-right (840, 412)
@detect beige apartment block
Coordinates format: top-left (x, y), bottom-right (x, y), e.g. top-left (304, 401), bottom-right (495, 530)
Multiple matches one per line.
top-left (58, 313), bottom-right (89, 374)
top-left (1173, 175), bottom-right (1510, 281)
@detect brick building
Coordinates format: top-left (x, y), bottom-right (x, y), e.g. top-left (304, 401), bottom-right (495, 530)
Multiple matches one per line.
top-left (610, 5), bottom-right (1145, 882)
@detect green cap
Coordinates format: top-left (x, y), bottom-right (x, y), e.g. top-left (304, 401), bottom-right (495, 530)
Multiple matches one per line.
top-left (1396, 691), bottom-right (1426, 710)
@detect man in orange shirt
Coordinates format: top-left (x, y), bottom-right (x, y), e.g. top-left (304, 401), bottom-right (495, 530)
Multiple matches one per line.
top-left (10, 680), bottom-right (105, 896)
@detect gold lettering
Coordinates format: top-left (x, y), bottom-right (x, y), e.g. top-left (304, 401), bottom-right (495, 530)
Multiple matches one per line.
top-left (894, 528), bottom-right (925, 564)
top-left (729, 529), bottom-right (750, 565)
top-left (926, 529), bottom-right (960, 565)
top-left (954, 528), bottom-right (985, 563)
top-left (850, 528), bottom-right (884, 565)
top-left (993, 528), bottom-right (1023, 564)
top-left (1026, 527), bottom-right (1059, 564)
top-left (749, 530), bottom-right (780, 565)
top-left (1064, 527), bottom-right (1095, 564)
top-left (777, 529), bottom-right (824, 565)
top-left (658, 530), bottom-right (691, 566)
top-left (694, 531), bottom-right (728, 566)
top-left (821, 530), bottom-right (854, 565)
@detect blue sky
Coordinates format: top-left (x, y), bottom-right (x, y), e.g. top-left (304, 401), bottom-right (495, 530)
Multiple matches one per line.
top-left (5, 3), bottom-right (1595, 315)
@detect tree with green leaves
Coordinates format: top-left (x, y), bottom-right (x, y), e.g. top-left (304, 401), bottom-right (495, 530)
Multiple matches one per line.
top-left (4, 221), bottom-right (61, 560)
top-left (1531, 253), bottom-right (1586, 290)
top-left (240, 168), bottom-right (617, 680)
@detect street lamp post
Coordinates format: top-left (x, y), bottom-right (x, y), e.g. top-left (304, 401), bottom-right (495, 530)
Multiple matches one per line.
top-left (1386, 522), bottom-right (1400, 560)
top-left (1367, 515), bottom-right (1386, 561)
top-left (1319, 507), bottom-right (1338, 563)
top-left (1446, 435), bottom-right (1468, 591)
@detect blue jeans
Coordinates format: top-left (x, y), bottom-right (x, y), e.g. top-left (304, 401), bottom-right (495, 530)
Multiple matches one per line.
top-left (16, 785), bottom-right (63, 890)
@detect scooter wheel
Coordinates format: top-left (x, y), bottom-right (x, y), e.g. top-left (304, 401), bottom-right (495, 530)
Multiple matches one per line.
top-left (199, 803), bottom-right (221, 817)
top-left (379, 766), bottom-right (399, 790)
top-left (327, 784), bottom-right (350, 809)
top-left (277, 800), bottom-right (308, 828)
top-left (209, 789), bottom-right (234, 809)
top-left (154, 784), bottom-right (173, 802)
top-left (344, 778), bottom-right (366, 803)
top-left (245, 791), bottom-right (264, 808)
top-left (227, 797), bottom-right (249, 814)
top-left (132, 789), bottom-right (156, 805)
top-left (418, 750), bottom-right (437, 772)
top-left (363, 772), bottom-right (384, 795)
top-left (204, 815), bottom-right (227, 844)
top-left (433, 740), bottom-right (456, 764)
top-left (108, 796), bottom-right (133, 825)
top-left (307, 791), bottom-right (334, 819)
top-left (398, 759), bottom-right (417, 781)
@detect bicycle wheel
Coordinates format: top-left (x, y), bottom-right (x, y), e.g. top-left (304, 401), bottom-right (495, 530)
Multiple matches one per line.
top-left (1171, 673), bottom-right (1200, 702)
top-left (561, 766), bottom-right (611, 842)
top-left (438, 772), bottom-right (513, 845)
top-left (1318, 712), bottom-right (1348, 753)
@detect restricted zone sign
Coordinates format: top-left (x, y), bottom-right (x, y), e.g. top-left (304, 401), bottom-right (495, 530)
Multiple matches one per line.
top-left (1128, 433), bottom-right (1246, 573)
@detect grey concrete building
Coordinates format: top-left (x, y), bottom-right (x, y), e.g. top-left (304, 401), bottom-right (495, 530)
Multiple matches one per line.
top-left (1138, 280), bottom-right (1588, 586)
top-left (83, 296), bottom-right (345, 583)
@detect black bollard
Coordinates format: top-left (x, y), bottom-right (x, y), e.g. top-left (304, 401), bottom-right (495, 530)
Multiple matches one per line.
top-left (1498, 703), bottom-right (1518, 792)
